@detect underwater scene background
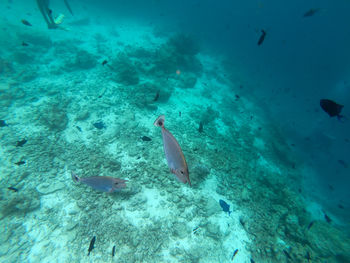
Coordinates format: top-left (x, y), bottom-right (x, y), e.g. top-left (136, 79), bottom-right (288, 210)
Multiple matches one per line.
top-left (1, 0), bottom-right (350, 262)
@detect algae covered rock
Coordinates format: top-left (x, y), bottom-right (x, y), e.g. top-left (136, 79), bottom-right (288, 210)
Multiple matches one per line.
top-left (168, 33), bottom-right (200, 56)
top-left (39, 99), bottom-right (69, 132)
top-left (64, 49), bottom-right (97, 71)
top-left (0, 189), bottom-right (41, 218)
top-left (110, 53), bottom-right (139, 86)
top-left (151, 35), bottom-right (203, 77)
top-left (127, 81), bottom-right (172, 109)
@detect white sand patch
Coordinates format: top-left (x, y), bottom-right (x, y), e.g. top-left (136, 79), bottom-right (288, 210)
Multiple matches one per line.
top-left (257, 153), bottom-right (281, 174)
top-left (253, 137), bottom-right (266, 150)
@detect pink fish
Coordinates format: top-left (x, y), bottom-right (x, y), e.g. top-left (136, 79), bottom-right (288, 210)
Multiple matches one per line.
top-left (154, 115), bottom-right (191, 186)
top-left (71, 171), bottom-right (127, 193)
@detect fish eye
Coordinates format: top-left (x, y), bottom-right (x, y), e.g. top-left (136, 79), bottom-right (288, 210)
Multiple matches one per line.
top-left (180, 170), bottom-right (184, 174)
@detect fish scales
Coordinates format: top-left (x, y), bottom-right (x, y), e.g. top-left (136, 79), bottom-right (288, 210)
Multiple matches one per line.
top-left (154, 115), bottom-right (190, 185)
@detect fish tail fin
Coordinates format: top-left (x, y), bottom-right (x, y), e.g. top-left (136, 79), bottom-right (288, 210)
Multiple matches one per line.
top-left (154, 115), bottom-right (165, 127)
top-left (71, 171), bottom-right (80, 183)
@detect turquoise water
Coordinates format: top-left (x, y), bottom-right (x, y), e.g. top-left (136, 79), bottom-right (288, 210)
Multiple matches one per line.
top-left (1, 1), bottom-right (350, 262)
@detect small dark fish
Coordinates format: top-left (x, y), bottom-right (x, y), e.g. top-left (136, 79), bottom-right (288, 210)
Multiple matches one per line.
top-left (250, 259), bottom-right (256, 263)
top-left (179, 111), bottom-right (181, 117)
top-left (198, 121), bottom-right (203, 133)
top-left (338, 204), bottom-right (344, 209)
top-left (239, 218), bottom-right (246, 228)
top-left (15, 160), bottom-right (25, 165)
top-left (102, 60), bottom-right (108, 66)
top-left (306, 251), bottom-right (311, 263)
top-left (76, 126), bottom-right (82, 132)
top-left (141, 136), bottom-right (152, 141)
top-left (88, 236), bottom-right (96, 256)
top-left (307, 220), bottom-right (315, 230)
top-left (0, 120), bottom-right (8, 127)
top-left (328, 184), bottom-right (334, 191)
top-left (231, 249), bottom-right (238, 261)
top-left (283, 250), bottom-right (292, 259)
top-left (320, 99), bottom-right (345, 121)
top-left (93, 121), bottom-right (106, 129)
top-left (193, 226), bottom-right (200, 234)
top-left (338, 160), bottom-right (348, 168)
top-left (303, 8), bottom-right (320, 17)
top-left (112, 245), bottom-right (116, 257)
top-left (21, 19), bottom-right (32, 26)
top-left (219, 199), bottom-right (231, 215)
top-left (154, 90), bottom-right (160, 102)
top-left (235, 94), bottom-right (240, 100)
top-left (16, 139), bottom-right (27, 147)
top-left (22, 41), bottom-right (29, 46)
top-left (257, 30), bottom-right (266, 46)
top-left (324, 213), bottom-right (332, 223)
top-left (8, 187), bottom-right (18, 192)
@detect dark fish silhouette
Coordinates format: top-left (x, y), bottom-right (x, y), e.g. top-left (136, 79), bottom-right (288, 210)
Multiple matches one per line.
top-left (198, 121), bottom-right (203, 133)
top-left (307, 220), bottom-right (315, 230)
top-left (250, 259), bottom-right (256, 263)
top-left (239, 217), bottom-right (246, 228)
top-left (231, 249), bottom-right (238, 260)
top-left (303, 8), bottom-right (320, 17)
top-left (22, 41), bottom-right (29, 46)
top-left (8, 187), bottom-right (18, 192)
top-left (154, 90), bottom-right (160, 102)
top-left (141, 136), bottom-right (152, 141)
top-left (21, 19), bottom-right (32, 26)
top-left (192, 226), bottom-right (200, 234)
top-left (0, 120), bottom-right (8, 127)
top-left (219, 199), bottom-right (231, 215)
top-left (76, 126), bottom-right (82, 132)
top-left (15, 160), bottom-right (25, 165)
top-left (93, 121), bottom-right (106, 129)
top-left (306, 251), bottom-right (311, 263)
top-left (338, 160), bottom-right (348, 168)
top-left (88, 236), bottom-right (96, 256)
top-left (16, 139), bottom-right (27, 147)
top-left (112, 245), bottom-right (116, 257)
top-left (338, 204), bottom-right (344, 209)
top-left (283, 250), bottom-right (292, 259)
top-left (257, 30), bottom-right (266, 46)
top-left (102, 60), bottom-right (108, 66)
top-left (324, 213), bottom-right (332, 223)
top-left (320, 99), bottom-right (344, 120)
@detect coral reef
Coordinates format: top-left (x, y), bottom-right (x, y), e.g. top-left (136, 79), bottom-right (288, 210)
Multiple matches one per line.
top-left (110, 52), bottom-right (140, 86)
top-left (38, 97), bottom-right (70, 132)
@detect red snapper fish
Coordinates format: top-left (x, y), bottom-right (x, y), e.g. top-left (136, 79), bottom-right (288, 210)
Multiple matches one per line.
top-left (154, 115), bottom-right (191, 186)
